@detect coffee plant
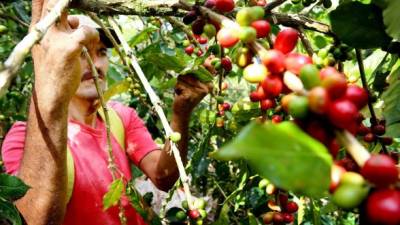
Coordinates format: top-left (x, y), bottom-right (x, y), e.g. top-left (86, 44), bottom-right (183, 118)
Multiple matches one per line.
top-left (1, 0), bottom-right (399, 224)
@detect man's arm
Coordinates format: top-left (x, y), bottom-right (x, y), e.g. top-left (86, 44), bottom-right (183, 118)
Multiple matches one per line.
top-left (139, 76), bottom-right (212, 192)
top-left (15, 1), bottom-right (99, 223)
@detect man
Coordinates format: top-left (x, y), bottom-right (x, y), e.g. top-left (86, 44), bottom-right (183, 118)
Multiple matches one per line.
top-left (1, 0), bottom-right (211, 224)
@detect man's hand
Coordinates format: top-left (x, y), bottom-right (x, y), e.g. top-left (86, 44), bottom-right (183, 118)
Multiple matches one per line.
top-left (31, 0), bottom-right (99, 104)
top-left (173, 75), bottom-right (213, 116)
top-left (139, 75), bottom-right (211, 191)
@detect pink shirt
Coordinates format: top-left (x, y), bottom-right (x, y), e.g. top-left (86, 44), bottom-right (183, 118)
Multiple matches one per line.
top-left (1, 102), bottom-right (159, 225)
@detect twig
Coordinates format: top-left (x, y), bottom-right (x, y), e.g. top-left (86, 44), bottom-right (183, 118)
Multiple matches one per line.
top-left (165, 16), bottom-right (202, 50)
top-left (355, 49), bottom-right (387, 153)
top-left (270, 13), bottom-right (335, 37)
top-left (297, 26), bottom-right (313, 57)
top-left (0, 0), bottom-right (70, 98)
top-left (356, 49), bottom-right (377, 124)
top-left (108, 16), bottom-right (195, 210)
top-left (71, 0), bottom-right (187, 16)
top-left (265, 0), bottom-right (287, 12)
top-left (83, 47), bottom-right (127, 225)
top-left (335, 130), bottom-right (371, 167)
top-left (0, 11), bottom-right (29, 27)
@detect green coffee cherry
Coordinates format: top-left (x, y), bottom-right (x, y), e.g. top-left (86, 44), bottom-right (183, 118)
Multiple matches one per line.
top-left (170, 132), bottom-right (181, 142)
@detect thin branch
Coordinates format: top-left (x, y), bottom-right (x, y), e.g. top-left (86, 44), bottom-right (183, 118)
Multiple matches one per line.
top-left (0, 0), bottom-right (70, 98)
top-left (71, 0), bottom-right (187, 16)
top-left (270, 13), bottom-right (335, 37)
top-left (83, 47), bottom-right (127, 225)
top-left (355, 49), bottom-right (377, 123)
top-left (355, 49), bottom-right (387, 153)
top-left (0, 11), bottom-right (29, 27)
top-left (297, 26), bottom-right (313, 57)
top-left (335, 130), bottom-right (371, 167)
top-left (108, 16), bottom-right (195, 210)
top-left (265, 0), bottom-right (287, 12)
top-left (165, 16), bottom-right (202, 50)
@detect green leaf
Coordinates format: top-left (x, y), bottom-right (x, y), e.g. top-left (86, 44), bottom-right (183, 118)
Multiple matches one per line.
top-left (0, 174), bottom-right (29, 200)
top-left (107, 64), bottom-right (124, 86)
top-left (144, 53), bottom-right (185, 72)
top-left (0, 199), bottom-right (22, 225)
top-left (210, 203), bottom-right (230, 225)
top-left (103, 178), bottom-right (124, 210)
top-left (103, 79), bottom-right (130, 102)
top-left (382, 0), bottom-right (400, 40)
top-left (211, 121), bottom-right (332, 198)
top-left (128, 27), bottom-right (159, 46)
top-left (329, 2), bottom-right (391, 49)
top-left (343, 49), bottom-right (388, 83)
top-left (248, 212), bottom-right (261, 225)
top-left (382, 66), bottom-right (400, 137)
top-left (180, 65), bottom-right (214, 82)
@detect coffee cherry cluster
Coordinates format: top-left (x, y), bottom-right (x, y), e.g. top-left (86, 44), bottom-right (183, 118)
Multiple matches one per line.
top-left (174, 198), bottom-right (208, 224)
top-left (281, 66), bottom-right (369, 158)
top-left (357, 118), bottom-right (393, 147)
top-left (258, 180), bottom-right (299, 225)
top-left (330, 154), bottom-right (400, 224)
top-left (216, 6), bottom-right (271, 49)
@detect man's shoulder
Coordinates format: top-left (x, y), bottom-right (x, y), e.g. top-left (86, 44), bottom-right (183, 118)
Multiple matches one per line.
top-left (108, 101), bottom-right (136, 114)
top-left (107, 101), bottom-right (140, 124)
top-left (5, 121), bottom-right (27, 136)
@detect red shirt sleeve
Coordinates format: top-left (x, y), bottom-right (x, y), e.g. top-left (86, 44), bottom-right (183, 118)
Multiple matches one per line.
top-left (109, 102), bottom-right (159, 166)
top-left (1, 122), bottom-right (26, 175)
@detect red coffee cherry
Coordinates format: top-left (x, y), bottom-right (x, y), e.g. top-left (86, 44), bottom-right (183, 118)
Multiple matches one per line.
top-left (188, 209), bottom-right (200, 220)
top-left (250, 85), bottom-right (268, 102)
top-left (366, 189), bottom-right (400, 225)
top-left (372, 124), bottom-right (386, 136)
top-left (185, 45), bottom-right (194, 55)
top-left (284, 53), bottom-right (313, 75)
top-left (261, 75), bottom-right (283, 97)
top-left (217, 27), bottom-right (239, 48)
top-left (221, 57), bottom-right (232, 72)
top-left (363, 133), bottom-right (376, 143)
top-left (274, 28), bottom-right (299, 54)
top-left (251, 20), bottom-right (271, 38)
top-left (260, 99), bottom-right (276, 111)
top-left (272, 115), bottom-right (283, 124)
top-left (361, 154), bottom-right (398, 187)
top-left (285, 201), bottom-right (298, 213)
top-left (344, 85), bottom-right (368, 109)
top-left (261, 50), bottom-right (286, 74)
top-left (215, 0), bottom-right (235, 12)
top-left (328, 99), bottom-right (358, 130)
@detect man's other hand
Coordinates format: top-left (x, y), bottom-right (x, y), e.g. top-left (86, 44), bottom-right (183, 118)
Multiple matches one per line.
top-left (173, 75), bottom-right (213, 116)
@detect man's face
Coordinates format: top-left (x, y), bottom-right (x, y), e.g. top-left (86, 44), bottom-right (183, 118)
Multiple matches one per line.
top-left (75, 39), bottom-right (109, 100)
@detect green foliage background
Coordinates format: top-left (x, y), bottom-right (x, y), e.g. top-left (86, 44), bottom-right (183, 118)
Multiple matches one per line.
top-left (1, 0), bottom-right (399, 224)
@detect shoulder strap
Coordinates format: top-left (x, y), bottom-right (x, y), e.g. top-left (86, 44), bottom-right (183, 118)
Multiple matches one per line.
top-left (98, 107), bottom-right (125, 149)
top-left (66, 106), bottom-right (125, 202)
top-left (66, 147), bottom-right (75, 201)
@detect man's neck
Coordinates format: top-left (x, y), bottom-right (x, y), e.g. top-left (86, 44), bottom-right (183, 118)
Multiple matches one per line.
top-left (68, 97), bottom-right (100, 127)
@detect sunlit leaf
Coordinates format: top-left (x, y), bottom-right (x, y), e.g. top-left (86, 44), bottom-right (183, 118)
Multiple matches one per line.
top-left (103, 178), bottom-right (124, 210)
top-left (128, 27), bottom-right (159, 46)
top-left (382, 66), bottom-right (400, 138)
top-left (104, 79), bottom-right (130, 102)
top-left (381, 0), bottom-right (400, 40)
